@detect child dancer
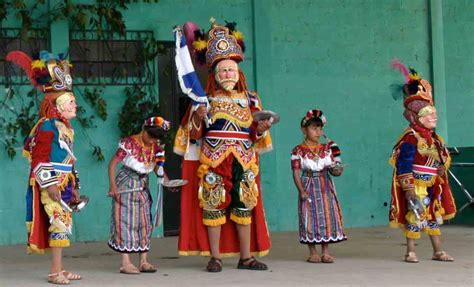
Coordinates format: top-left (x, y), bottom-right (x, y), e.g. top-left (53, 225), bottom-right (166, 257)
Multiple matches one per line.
top-left (291, 109), bottom-right (347, 263)
top-left (108, 116), bottom-right (170, 274)
top-left (390, 61), bottom-right (456, 263)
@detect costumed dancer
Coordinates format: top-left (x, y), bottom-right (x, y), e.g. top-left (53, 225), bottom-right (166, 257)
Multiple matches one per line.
top-left (291, 109), bottom-right (347, 264)
top-left (173, 18), bottom-right (274, 272)
top-left (389, 60), bottom-right (456, 263)
top-left (7, 50), bottom-right (83, 284)
top-left (108, 116), bottom-right (172, 274)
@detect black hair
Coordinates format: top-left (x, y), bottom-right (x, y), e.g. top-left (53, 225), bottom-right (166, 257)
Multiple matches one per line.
top-left (301, 116), bottom-right (324, 128)
top-left (406, 80), bottom-right (420, 95)
top-left (144, 125), bottom-right (165, 139)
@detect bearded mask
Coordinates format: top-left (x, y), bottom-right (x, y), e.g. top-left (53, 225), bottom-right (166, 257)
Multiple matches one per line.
top-left (214, 60), bottom-right (239, 91)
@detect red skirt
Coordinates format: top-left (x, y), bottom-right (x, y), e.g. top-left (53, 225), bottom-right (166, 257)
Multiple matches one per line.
top-left (178, 159), bottom-right (271, 257)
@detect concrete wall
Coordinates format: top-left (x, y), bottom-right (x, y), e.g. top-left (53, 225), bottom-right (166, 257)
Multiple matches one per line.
top-left (442, 0), bottom-right (474, 147)
top-left (0, 0), bottom-right (473, 245)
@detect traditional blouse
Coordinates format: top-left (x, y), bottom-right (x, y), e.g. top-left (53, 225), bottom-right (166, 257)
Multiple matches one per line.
top-left (291, 144), bottom-right (337, 171)
top-left (115, 135), bottom-right (163, 174)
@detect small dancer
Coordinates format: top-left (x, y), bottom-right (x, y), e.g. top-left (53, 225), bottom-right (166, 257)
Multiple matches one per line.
top-left (389, 60), bottom-right (456, 263)
top-left (291, 109), bottom-right (347, 264)
top-left (108, 116), bottom-right (172, 274)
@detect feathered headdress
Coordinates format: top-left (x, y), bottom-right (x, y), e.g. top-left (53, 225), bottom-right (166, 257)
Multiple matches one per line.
top-left (6, 50), bottom-right (72, 93)
top-left (391, 59), bottom-right (433, 107)
top-left (184, 17), bottom-right (246, 68)
top-left (391, 59), bottom-right (435, 125)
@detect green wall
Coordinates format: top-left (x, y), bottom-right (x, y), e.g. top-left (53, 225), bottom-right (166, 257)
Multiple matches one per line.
top-left (1, 0), bottom-right (473, 246)
top-left (442, 0), bottom-right (474, 146)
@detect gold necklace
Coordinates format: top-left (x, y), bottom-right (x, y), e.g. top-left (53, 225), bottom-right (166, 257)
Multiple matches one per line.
top-left (303, 141), bottom-right (320, 159)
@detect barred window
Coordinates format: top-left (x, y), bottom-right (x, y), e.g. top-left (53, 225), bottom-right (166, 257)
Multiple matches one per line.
top-left (0, 29), bottom-right (50, 84)
top-left (69, 30), bottom-right (156, 86)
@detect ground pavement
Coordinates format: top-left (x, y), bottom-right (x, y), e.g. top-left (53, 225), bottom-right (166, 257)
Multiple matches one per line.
top-left (0, 226), bottom-right (472, 286)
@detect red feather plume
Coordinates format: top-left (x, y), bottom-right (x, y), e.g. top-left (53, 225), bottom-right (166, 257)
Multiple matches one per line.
top-left (6, 51), bottom-right (39, 88)
top-left (391, 58), bottom-right (410, 84)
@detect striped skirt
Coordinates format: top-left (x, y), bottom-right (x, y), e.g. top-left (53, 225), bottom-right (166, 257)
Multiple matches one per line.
top-left (298, 170), bottom-right (346, 244)
top-left (108, 166), bottom-right (153, 253)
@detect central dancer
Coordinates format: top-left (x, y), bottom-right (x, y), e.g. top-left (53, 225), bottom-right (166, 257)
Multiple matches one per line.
top-left (174, 19), bottom-right (274, 272)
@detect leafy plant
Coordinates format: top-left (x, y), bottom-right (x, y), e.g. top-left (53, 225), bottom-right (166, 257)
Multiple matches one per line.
top-left (118, 84), bottom-right (160, 137)
top-left (0, 0), bottom-right (160, 160)
top-left (0, 87), bottom-right (41, 159)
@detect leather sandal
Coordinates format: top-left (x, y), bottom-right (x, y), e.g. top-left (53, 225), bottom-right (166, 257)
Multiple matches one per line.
top-left (206, 257), bottom-right (222, 272)
top-left (48, 272), bottom-right (70, 285)
top-left (139, 262), bottom-right (157, 273)
top-left (404, 252), bottom-right (419, 263)
top-left (62, 270), bottom-right (81, 280)
top-left (432, 251), bottom-right (454, 262)
top-left (237, 256), bottom-right (268, 270)
top-left (119, 264), bottom-right (140, 274)
top-left (321, 254), bottom-right (334, 263)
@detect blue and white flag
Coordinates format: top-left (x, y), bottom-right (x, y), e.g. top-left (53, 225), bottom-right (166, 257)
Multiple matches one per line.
top-left (174, 27), bottom-right (211, 124)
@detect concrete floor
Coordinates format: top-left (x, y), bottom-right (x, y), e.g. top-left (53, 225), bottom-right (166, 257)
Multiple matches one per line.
top-left (0, 226), bottom-right (473, 286)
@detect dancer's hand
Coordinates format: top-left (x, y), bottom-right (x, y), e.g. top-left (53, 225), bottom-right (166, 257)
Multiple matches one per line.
top-left (437, 164), bottom-right (446, 176)
top-left (257, 119), bottom-right (272, 134)
top-left (108, 184), bottom-right (118, 198)
top-left (193, 105), bottom-right (207, 121)
top-left (299, 191), bottom-right (310, 201)
top-left (330, 166), bottom-right (343, 176)
top-left (72, 188), bottom-right (80, 202)
top-left (47, 185), bottom-right (61, 202)
top-left (405, 189), bottom-right (416, 201)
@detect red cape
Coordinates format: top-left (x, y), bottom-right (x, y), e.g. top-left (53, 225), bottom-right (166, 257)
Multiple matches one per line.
top-left (178, 159), bottom-right (270, 257)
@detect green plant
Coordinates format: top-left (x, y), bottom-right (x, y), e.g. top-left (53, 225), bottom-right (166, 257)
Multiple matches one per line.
top-left (0, 87), bottom-right (41, 159)
top-left (0, 0), bottom-right (160, 160)
top-left (118, 84), bottom-right (160, 137)
top-left (117, 84), bottom-right (175, 156)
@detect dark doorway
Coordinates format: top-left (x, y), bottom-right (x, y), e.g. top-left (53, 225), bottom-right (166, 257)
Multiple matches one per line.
top-left (156, 41), bottom-right (208, 236)
top-left (156, 41), bottom-right (189, 236)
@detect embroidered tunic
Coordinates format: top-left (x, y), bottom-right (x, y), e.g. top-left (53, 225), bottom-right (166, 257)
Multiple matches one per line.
top-left (389, 128), bottom-right (456, 238)
top-left (291, 143), bottom-right (347, 244)
top-left (173, 91), bottom-right (273, 256)
top-left (24, 117), bottom-right (79, 253)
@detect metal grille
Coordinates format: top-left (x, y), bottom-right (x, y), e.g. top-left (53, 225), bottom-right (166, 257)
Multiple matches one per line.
top-left (0, 29), bottom-right (50, 85)
top-left (69, 30), bottom-right (156, 86)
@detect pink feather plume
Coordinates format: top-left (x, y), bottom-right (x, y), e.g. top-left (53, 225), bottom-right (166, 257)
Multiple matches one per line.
top-left (6, 51), bottom-right (39, 88)
top-left (391, 58), bottom-right (410, 84)
top-left (183, 22), bottom-right (199, 54)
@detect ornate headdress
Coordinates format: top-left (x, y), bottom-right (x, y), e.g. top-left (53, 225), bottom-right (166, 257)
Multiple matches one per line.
top-left (144, 116), bottom-right (171, 131)
top-left (7, 50), bottom-right (72, 94)
top-left (6, 50), bottom-right (74, 118)
top-left (188, 18), bottom-right (245, 68)
top-left (301, 109), bottom-right (327, 127)
top-left (391, 59), bottom-right (435, 124)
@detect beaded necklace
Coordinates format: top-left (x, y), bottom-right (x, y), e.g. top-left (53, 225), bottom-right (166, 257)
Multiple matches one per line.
top-left (303, 140), bottom-right (320, 160)
top-left (135, 133), bottom-right (155, 169)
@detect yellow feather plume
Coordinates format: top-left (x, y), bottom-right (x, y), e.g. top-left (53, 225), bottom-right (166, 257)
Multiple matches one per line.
top-left (409, 72), bottom-right (421, 81)
top-left (193, 39), bottom-right (207, 51)
top-left (31, 60), bottom-right (45, 69)
top-left (232, 30), bottom-right (244, 41)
